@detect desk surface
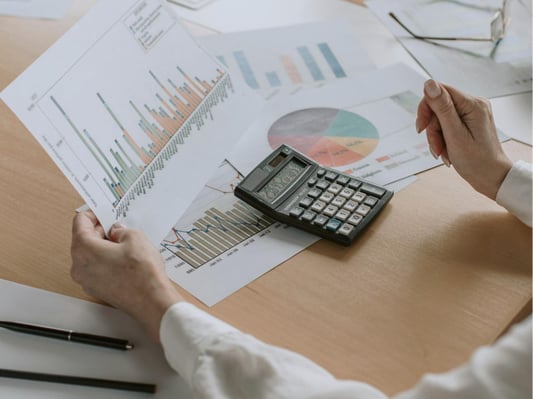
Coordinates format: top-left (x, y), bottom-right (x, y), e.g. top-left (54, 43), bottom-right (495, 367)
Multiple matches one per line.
top-left (0, 1), bottom-right (531, 395)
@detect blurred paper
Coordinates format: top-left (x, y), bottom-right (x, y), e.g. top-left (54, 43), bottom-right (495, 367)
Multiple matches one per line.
top-left (368, 0), bottom-right (532, 98)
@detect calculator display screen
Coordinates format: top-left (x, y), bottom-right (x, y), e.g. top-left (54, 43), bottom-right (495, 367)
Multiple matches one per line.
top-left (257, 159), bottom-right (306, 203)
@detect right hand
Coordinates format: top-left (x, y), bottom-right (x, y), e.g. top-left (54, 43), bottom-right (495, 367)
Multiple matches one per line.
top-left (416, 79), bottom-right (513, 200)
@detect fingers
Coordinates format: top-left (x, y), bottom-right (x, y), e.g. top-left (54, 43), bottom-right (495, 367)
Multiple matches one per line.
top-left (416, 96), bottom-right (433, 133)
top-left (72, 211), bottom-right (105, 239)
top-left (423, 80), bottom-right (465, 138)
top-left (108, 222), bottom-right (128, 243)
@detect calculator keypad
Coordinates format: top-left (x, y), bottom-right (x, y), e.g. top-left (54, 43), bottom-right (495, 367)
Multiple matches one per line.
top-left (288, 167), bottom-right (390, 244)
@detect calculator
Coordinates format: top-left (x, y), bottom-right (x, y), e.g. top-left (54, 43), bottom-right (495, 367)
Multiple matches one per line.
top-left (234, 145), bottom-right (393, 245)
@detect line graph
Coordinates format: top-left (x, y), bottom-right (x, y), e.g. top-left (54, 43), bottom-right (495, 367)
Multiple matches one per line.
top-left (162, 202), bottom-right (273, 268)
top-left (161, 161), bottom-right (274, 269)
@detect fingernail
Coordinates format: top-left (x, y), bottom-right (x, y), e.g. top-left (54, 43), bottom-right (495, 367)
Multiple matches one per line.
top-left (429, 147), bottom-right (439, 160)
top-left (112, 222), bottom-right (126, 229)
top-left (441, 154), bottom-right (451, 167)
top-left (415, 118), bottom-right (422, 133)
top-left (424, 79), bottom-right (441, 99)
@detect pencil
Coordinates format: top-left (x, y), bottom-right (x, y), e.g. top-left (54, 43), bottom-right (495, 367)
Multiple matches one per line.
top-left (0, 368), bottom-right (156, 393)
top-left (0, 321), bottom-right (134, 350)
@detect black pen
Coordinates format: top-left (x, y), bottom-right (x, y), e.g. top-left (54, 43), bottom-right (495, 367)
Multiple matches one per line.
top-left (0, 321), bottom-right (134, 351)
top-left (0, 368), bottom-right (156, 393)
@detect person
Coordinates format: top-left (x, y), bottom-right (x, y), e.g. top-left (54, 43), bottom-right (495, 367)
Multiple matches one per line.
top-left (70, 80), bottom-right (532, 399)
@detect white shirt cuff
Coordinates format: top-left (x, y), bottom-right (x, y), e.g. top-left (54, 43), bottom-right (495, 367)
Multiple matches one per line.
top-left (496, 160), bottom-right (532, 227)
top-left (159, 302), bottom-right (237, 384)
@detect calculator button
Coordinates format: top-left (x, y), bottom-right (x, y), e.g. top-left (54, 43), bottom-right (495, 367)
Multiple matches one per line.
top-left (364, 196), bottom-right (379, 207)
top-left (336, 175), bottom-right (350, 186)
top-left (338, 223), bottom-right (355, 236)
top-left (316, 168), bottom-right (326, 178)
top-left (327, 183), bottom-right (342, 195)
top-left (307, 188), bottom-right (322, 199)
top-left (348, 213), bottom-right (363, 225)
top-left (307, 177), bottom-right (318, 187)
top-left (316, 180), bottom-right (330, 190)
top-left (335, 209), bottom-right (351, 222)
top-left (301, 210), bottom-right (317, 222)
top-left (355, 204), bottom-right (371, 217)
top-left (310, 200), bottom-right (326, 213)
top-left (339, 187), bottom-right (354, 198)
top-left (299, 197), bottom-right (314, 208)
top-left (360, 183), bottom-right (386, 198)
top-left (324, 171), bottom-right (338, 181)
top-left (352, 191), bottom-right (367, 203)
top-left (348, 179), bottom-right (362, 190)
top-left (343, 200), bottom-right (359, 212)
top-left (319, 192), bottom-right (335, 203)
top-left (325, 218), bottom-right (343, 232)
top-left (313, 214), bottom-right (329, 227)
top-left (331, 196), bottom-right (346, 208)
top-left (323, 204), bottom-right (339, 217)
top-left (290, 207), bottom-right (305, 217)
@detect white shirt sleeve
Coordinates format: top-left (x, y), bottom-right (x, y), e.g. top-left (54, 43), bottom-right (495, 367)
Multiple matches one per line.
top-left (496, 160), bottom-right (533, 227)
top-left (160, 302), bottom-right (532, 399)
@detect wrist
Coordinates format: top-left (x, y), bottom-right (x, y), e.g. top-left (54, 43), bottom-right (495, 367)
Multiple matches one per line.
top-left (134, 281), bottom-right (184, 342)
top-left (479, 156), bottom-right (513, 200)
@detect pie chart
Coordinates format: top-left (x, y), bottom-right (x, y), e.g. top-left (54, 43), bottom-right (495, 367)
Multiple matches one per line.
top-left (267, 107), bottom-right (379, 167)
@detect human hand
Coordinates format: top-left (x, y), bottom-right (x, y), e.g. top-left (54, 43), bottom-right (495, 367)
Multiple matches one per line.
top-left (70, 211), bottom-right (184, 341)
top-left (416, 79), bottom-right (513, 200)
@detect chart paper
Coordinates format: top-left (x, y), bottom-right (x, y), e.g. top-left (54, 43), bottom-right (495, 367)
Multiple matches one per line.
top-left (1, 0), bottom-right (261, 244)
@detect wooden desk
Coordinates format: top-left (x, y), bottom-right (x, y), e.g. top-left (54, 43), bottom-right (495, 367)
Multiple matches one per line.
top-left (1, 1), bottom-right (531, 395)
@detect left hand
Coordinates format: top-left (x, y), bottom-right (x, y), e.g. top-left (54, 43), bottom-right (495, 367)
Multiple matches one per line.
top-left (70, 211), bottom-right (184, 341)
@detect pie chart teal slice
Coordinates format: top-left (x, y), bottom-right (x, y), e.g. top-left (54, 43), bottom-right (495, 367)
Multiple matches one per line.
top-left (268, 107), bottom-right (379, 167)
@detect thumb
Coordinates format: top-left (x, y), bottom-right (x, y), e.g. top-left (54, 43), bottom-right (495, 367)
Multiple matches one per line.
top-left (108, 222), bottom-right (128, 243)
top-left (423, 79), bottom-right (464, 137)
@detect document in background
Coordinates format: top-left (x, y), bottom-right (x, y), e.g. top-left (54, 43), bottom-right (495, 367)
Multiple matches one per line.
top-left (1, 0), bottom-right (262, 244)
top-left (367, 0), bottom-right (532, 98)
top-left (169, 0), bottom-right (368, 33)
top-left (229, 64), bottom-right (442, 187)
top-left (0, 279), bottom-right (192, 398)
top-left (197, 20), bottom-right (375, 99)
top-left (0, 0), bottom-right (72, 19)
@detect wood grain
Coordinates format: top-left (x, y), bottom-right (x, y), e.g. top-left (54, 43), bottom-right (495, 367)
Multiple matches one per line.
top-left (0, 2), bottom-right (531, 395)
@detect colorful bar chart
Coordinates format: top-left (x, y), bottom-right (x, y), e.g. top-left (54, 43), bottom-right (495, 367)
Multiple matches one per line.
top-left (50, 66), bottom-right (227, 208)
top-left (226, 43), bottom-right (348, 91)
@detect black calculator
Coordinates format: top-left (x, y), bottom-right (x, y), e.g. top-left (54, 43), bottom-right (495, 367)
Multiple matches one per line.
top-left (234, 145), bottom-right (393, 246)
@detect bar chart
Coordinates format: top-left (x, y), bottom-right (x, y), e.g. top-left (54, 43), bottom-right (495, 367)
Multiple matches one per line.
top-left (1, 0), bottom-right (260, 242)
top-left (49, 66), bottom-right (227, 208)
top-left (199, 20), bottom-right (374, 96)
top-left (162, 202), bottom-right (274, 268)
top-left (160, 161), bottom-right (318, 305)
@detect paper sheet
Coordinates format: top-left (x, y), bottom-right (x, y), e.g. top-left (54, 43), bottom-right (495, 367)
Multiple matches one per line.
top-left (197, 20), bottom-right (375, 98)
top-left (0, 279), bottom-right (191, 398)
top-left (1, 0), bottom-right (262, 245)
top-left (229, 64), bottom-right (442, 187)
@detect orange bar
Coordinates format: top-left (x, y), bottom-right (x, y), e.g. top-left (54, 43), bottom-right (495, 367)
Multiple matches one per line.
top-left (122, 129), bottom-right (152, 165)
top-left (179, 68), bottom-right (205, 97)
top-left (182, 84), bottom-right (202, 106)
top-left (281, 55), bottom-right (303, 84)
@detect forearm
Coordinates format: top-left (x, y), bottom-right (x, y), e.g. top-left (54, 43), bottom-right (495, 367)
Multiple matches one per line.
top-left (159, 302), bottom-right (388, 399)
